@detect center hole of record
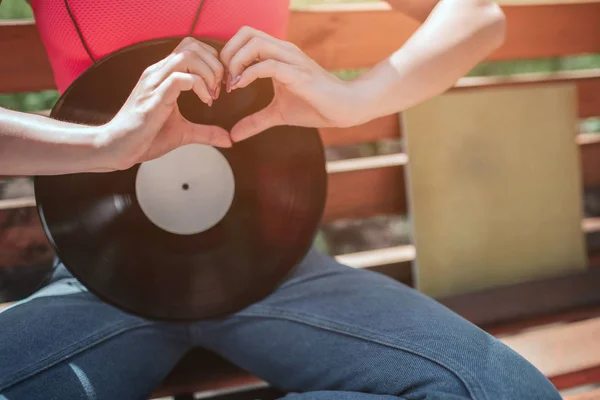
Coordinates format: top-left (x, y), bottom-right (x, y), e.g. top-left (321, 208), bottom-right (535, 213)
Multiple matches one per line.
top-left (135, 144), bottom-right (235, 235)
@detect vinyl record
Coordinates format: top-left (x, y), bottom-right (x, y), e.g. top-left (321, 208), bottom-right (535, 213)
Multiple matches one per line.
top-left (34, 37), bottom-right (327, 321)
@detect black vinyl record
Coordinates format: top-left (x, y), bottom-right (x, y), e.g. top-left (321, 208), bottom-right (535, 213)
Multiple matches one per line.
top-left (34, 37), bottom-right (327, 321)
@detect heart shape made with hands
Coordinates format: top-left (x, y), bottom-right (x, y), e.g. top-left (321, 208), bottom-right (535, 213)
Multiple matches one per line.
top-left (51, 37), bottom-right (274, 133)
top-left (34, 36), bottom-right (328, 321)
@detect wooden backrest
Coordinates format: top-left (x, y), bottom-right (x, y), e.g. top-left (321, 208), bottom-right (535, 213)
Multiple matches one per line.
top-left (1, 1), bottom-right (600, 297)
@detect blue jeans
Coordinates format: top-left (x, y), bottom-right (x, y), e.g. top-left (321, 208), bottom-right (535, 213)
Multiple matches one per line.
top-left (0, 247), bottom-right (560, 400)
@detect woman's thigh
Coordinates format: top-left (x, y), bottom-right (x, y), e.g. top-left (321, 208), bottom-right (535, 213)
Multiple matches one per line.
top-left (192, 248), bottom-right (562, 400)
top-left (0, 268), bottom-right (191, 400)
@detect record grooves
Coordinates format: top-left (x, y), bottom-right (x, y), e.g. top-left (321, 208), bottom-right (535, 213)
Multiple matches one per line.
top-left (34, 37), bottom-right (327, 321)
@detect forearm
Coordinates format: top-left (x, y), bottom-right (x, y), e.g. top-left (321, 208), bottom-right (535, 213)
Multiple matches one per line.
top-left (355, 0), bottom-right (506, 121)
top-left (0, 107), bottom-right (110, 175)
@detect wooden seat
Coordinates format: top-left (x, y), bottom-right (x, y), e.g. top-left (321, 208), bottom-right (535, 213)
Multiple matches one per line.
top-left (2, 1), bottom-right (600, 398)
top-left (153, 349), bottom-right (263, 399)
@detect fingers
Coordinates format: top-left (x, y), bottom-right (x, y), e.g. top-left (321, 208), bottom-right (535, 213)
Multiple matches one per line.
top-left (220, 26), bottom-right (300, 91)
top-left (154, 72), bottom-right (209, 106)
top-left (146, 73), bottom-right (232, 148)
top-left (229, 102), bottom-right (284, 142)
top-left (220, 26), bottom-right (274, 66)
top-left (231, 60), bottom-right (301, 90)
top-left (144, 37), bottom-right (224, 104)
top-left (175, 37), bottom-right (225, 95)
top-left (184, 122), bottom-right (232, 148)
top-left (173, 38), bottom-right (225, 96)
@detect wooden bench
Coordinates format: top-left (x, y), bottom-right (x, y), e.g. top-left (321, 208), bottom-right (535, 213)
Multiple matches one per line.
top-left (2, 1), bottom-right (600, 398)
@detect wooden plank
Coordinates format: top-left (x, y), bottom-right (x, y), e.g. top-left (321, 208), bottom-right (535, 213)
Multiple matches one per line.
top-left (486, 305), bottom-right (600, 336)
top-left (154, 384), bottom-right (279, 400)
top-left (326, 153), bottom-right (406, 173)
top-left (455, 70), bottom-right (600, 119)
top-left (325, 161), bottom-right (406, 222)
top-left (563, 387), bottom-right (600, 400)
top-left (153, 349), bottom-right (264, 399)
top-left (291, 3), bottom-right (600, 69)
top-left (493, 3), bottom-right (600, 61)
top-left (0, 21), bottom-right (55, 94)
top-left (153, 375), bottom-right (264, 399)
top-left (320, 71), bottom-right (600, 148)
top-left (439, 268), bottom-right (600, 329)
top-left (580, 135), bottom-right (600, 187)
top-left (0, 197), bottom-right (36, 210)
top-left (2, 3), bottom-right (600, 93)
top-left (500, 317), bottom-right (600, 379)
top-left (335, 245), bottom-right (414, 268)
top-left (336, 245), bottom-right (414, 285)
top-left (553, 366), bottom-right (600, 391)
top-left (319, 116), bottom-right (400, 147)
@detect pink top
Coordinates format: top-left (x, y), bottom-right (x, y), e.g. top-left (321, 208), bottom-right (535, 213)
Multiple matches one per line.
top-left (31, 0), bottom-right (291, 93)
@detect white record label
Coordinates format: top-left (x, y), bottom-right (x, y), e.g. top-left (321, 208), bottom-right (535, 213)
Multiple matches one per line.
top-left (135, 144), bottom-right (235, 235)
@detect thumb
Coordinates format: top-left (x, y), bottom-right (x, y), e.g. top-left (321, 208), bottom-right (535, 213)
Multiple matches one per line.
top-left (184, 121), bottom-right (232, 148)
top-left (230, 103), bottom-right (284, 143)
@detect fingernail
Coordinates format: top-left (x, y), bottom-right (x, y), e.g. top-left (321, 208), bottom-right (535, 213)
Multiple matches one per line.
top-left (231, 75), bottom-right (241, 90)
top-left (214, 85), bottom-right (221, 99)
top-left (226, 74), bottom-right (232, 93)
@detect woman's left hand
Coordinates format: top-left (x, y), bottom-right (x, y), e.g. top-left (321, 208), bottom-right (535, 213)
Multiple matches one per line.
top-left (220, 26), bottom-right (369, 142)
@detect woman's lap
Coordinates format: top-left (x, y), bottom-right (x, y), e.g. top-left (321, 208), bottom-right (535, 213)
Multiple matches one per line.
top-left (0, 248), bottom-right (561, 399)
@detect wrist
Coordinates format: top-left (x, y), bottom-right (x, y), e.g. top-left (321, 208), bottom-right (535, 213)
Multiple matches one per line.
top-left (346, 64), bottom-right (396, 125)
top-left (66, 123), bottom-right (121, 172)
top-left (92, 120), bottom-right (138, 172)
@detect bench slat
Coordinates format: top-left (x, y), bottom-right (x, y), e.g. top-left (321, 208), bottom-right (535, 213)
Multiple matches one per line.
top-left (563, 387), bottom-right (600, 400)
top-left (501, 316), bottom-right (600, 380)
top-left (322, 71), bottom-right (600, 148)
top-left (439, 267), bottom-right (600, 330)
top-left (291, 2), bottom-right (600, 69)
top-left (553, 366), bottom-right (600, 392)
top-left (1, 3), bottom-right (600, 93)
top-left (326, 161), bottom-right (406, 221)
top-left (454, 70), bottom-right (600, 120)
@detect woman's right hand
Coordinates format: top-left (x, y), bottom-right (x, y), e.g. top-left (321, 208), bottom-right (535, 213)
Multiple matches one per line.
top-left (98, 37), bottom-right (231, 171)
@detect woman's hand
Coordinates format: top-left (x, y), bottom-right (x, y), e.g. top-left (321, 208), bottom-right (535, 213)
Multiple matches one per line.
top-left (0, 37), bottom-right (234, 176)
top-left (100, 37), bottom-right (230, 170)
top-left (219, 26), bottom-right (368, 142)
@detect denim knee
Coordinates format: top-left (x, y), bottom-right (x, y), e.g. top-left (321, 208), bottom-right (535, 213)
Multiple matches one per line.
top-left (458, 340), bottom-right (562, 400)
top-left (396, 337), bottom-right (561, 399)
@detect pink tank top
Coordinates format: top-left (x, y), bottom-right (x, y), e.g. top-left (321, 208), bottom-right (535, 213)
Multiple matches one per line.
top-left (31, 0), bottom-right (291, 93)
